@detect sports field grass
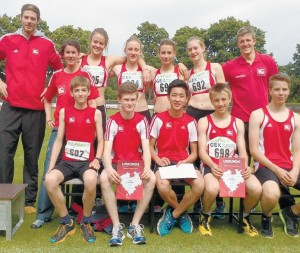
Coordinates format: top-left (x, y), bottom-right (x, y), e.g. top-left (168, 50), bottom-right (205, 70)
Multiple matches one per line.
top-left (1, 113), bottom-right (300, 252)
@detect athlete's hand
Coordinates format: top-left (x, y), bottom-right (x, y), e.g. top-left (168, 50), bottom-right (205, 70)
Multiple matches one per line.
top-left (155, 157), bottom-right (171, 167)
top-left (287, 169), bottom-right (299, 186)
top-left (176, 160), bottom-right (186, 167)
top-left (0, 80), bottom-right (8, 98)
top-left (140, 167), bottom-right (152, 180)
top-left (211, 164), bottom-right (223, 178)
top-left (106, 168), bottom-right (121, 184)
top-left (276, 168), bottom-right (293, 186)
top-left (89, 159), bottom-right (101, 171)
top-left (142, 69), bottom-right (151, 84)
top-left (47, 119), bottom-right (55, 129)
top-left (242, 166), bottom-right (252, 179)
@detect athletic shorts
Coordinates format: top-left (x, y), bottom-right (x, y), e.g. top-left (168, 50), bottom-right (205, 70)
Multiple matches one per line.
top-left (54, 160), bottom-right (95, 183)
top-left (137, 109), bottom-right (152, 123)
top-left (202, 165), bottom-right (212, 176)
top-left (186, 105), bottom-right (214, 122)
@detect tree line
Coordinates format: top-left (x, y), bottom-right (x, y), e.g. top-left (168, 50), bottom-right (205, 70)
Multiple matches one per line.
top-left (0, 14), bottom-right (299, 102)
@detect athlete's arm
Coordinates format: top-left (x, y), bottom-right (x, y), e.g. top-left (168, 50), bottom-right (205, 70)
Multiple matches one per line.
top-left (212, 63), bottom-right (225, 83)
top-left (47, 108), bottom-right (65, 173)
top-left (140, 138), bottom-right (152, 180)
top-left (198, 117), bottom-right (222, 178)
top-left (0, 78), bottom-right (8, 98)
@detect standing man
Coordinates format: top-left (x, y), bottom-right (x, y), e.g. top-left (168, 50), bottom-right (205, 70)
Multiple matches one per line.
top-left (100, 82), bottom-right (155, 246)
top-left (222, 26), bottom-right (278, 161)
top-left (249, 73), bottom-right (300, 238)
top-left (0, 4), bottom-right (62, 214)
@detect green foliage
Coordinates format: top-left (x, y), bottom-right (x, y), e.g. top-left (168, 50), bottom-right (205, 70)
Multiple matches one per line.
top-left (134, 21), bottom-right (169, 68)
top-left (173, 26), bottom-right (206, 69)
top-left (280, 44), bottom-right (300, 102)
top-left (105, 76), bottom-right (118, 101)
top-left (49, 25), bottom-right (91, 54)
top-left (205, 16), bottom-right (266, 63)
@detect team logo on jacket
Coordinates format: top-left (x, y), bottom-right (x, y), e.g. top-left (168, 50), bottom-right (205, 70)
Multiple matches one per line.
top-left (13, 49), bottom-right (18, 53)
top-left (69, 117), bottom-right (75, 123)
top-left (166, 122), bottom-right (172, 129)
top-left (226, 129), bottom-right (233, 136)
top-left (118, 125), bottom-right (124, 132)
top-left (86, 119), bottom-right (91, 124)
top-left (284, 124), bottom-right (291, 131)
top-left (257, 68), bottom-right (266, 76)
top-left (32, 49), bottom-right (39, 55)
top-left (58, 86), bottom-right (66, 95)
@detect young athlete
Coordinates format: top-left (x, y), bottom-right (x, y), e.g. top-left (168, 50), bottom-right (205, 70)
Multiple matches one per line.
top-left (100, 82), bottom-right (155, 246)
top-left (45, 75), bottom-right (103, 244)
top-left (186, 36), bottom-right (226, 218)
top-left (81, 28), bottom-right (150, 131)
top-left (198, 83), bottom-right (261, 237)
top-left (150, 39), bottom-right (188, 114)
top-left (31, 40), bottom-right (98, 229)
top-left (150, 79), bottom-right (204, 236)
top-left (112, 35), bottom-right (152, 122)
top-left (249, 73), bottom-right (300, 238)
top-left (0, 4), bottom-right (62, 214)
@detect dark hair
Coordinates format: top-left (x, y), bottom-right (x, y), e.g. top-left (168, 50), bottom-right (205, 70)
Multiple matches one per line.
top-left (118, 82), bottom-right (138, 99)
top-left (59, 40), bottom-right (80, 57)
top-left (21, 4), bottom-right (40, 20)
top-left (167, 79), bottom-right (189, 96)
top-left (70, 75), bottom-right (90, 91)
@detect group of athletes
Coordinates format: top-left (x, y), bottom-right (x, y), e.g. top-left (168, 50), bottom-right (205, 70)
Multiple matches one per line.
top-left (0, 3), bottom-right (299, 246)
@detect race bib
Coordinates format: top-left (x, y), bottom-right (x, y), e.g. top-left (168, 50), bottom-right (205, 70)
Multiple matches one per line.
top-left (82, 65), bottom-right (105, 87)
top-left (65, 140), bottom-right (91, 161)
top-left (188, 71), bottom-right (211, 93)
top-left (121, 71), bottom-right (143, 90)
top-left (154, 73), bottom-right (177, 95)
top-left (208, 137), bottom-right (236, 159)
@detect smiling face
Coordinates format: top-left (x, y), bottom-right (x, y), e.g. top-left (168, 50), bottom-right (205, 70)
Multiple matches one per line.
top-left (71, 85), bottom-right (90, 105)
top-left (118, 92), bottom-right (138, 113)
top-left (210, 90), bottom-right (231, 114)
top-left (125, 40), bottom-right (141, 63)
top-left (21, 10), bottom-right (39, 37)
top-left (168, 87), bottom-right (189, 112)
top-left (90, 33), bottom-right (106, 56)
top-left (237, 33), bottom-right (256, 56)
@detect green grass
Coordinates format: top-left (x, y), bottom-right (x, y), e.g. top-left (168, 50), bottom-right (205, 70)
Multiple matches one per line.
top-left (1, 112), bottom-right (300, 252)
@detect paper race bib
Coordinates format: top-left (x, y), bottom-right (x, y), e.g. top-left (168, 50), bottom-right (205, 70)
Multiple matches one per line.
top-left (65, 140), bottom-right (91, 161)
top-left (121, 71), bottom-right (143, 91)
top-left (82, 65), bottom-right (105, 87)
top-left (154, 73), bottom-right (177, 95)
top-left (188, 71), bottom-right (211, 93)
top-left (208, 137), bottom-right (236, 159)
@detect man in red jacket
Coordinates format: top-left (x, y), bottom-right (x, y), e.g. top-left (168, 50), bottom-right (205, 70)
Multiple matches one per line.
top-left (0, 4), bottom-right (63, 214)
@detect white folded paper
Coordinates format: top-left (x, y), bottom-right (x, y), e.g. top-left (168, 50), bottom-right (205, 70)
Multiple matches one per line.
top-left (159, 163), bottom-right (198, 179)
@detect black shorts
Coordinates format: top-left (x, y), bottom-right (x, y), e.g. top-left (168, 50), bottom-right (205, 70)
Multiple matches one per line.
top-left (202, 165), bottom-right (212, 176)
top-left (186, 105), bottom-right (214, 122)
top-left (54, 160), bottom-right (95, 183)
top-left (137, 110), bottom-right (152, 123)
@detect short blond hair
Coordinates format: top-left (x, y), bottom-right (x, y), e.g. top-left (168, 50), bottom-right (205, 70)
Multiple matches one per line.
top-left (269, 73), bottom-right (291, 89)
top-left (118, 82), bottom-right (138, 99)
top-left (70, 76), bottom-right (90, 91)
top-left (209, 83), bottom-right (232, 100)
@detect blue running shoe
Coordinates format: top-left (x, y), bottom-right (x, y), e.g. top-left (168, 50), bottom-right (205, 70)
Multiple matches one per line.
top-left (109, 224), bottom-right (125, 246)
top-left (177, 212), bottom-right (193, 233)
top-left (157, 206), bottom-right (175, 236)
top-left (127, 224), bottom-right (146, 244)
top-left (213, 201), bottom-right (225, 219)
